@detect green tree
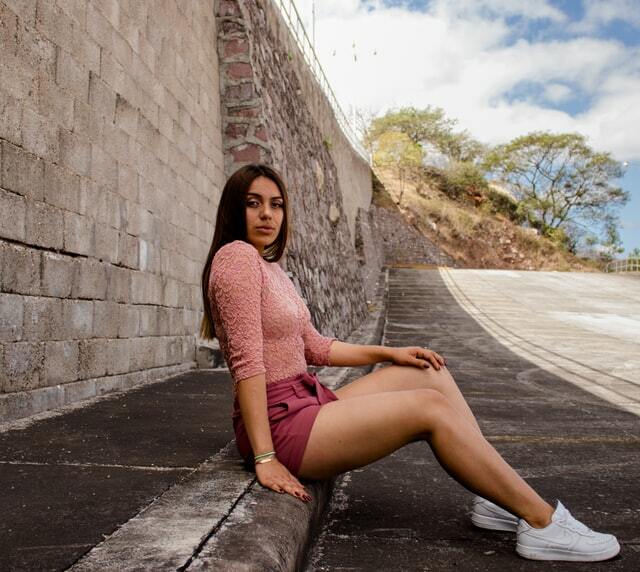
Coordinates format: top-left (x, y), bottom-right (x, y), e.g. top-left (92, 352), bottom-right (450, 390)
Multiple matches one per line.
top-left (484, 132), bottom-right (629, 248)
top-left (365, 106), bottom-right (485, 162)
top-left (372, 131), bottom-right (424, 205)
top-left (627, 247), bottom-right (640, 260)
top-left (599, 218), bottom-right (625, 261)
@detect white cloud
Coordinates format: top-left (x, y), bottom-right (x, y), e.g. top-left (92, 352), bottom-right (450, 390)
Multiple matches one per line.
top-left (575, 0), bottom-right (640, 31)
top-left (543, 83), bottom-right (572, 103)
top-left (291, 1), bottom-right (640, 161)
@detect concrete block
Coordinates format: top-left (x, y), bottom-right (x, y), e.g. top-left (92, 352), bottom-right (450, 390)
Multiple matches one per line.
top-left (106, 337), bottom-right (131, 375)
top-left (59, 127), bottom-right (92, 176)
top-left (63, 377), bottom-right (97, 403)
top-left (154, 336), bottom-right (168, 366)
top-left (162, 278), bottom-right (180, 307)
top-left (127, 202), bottom-right (155, 239)
top-left (3, 0), bottom-right (36, 26)
top-left (117, 163), bottom-right (139, 202)
top-left (102, 121), bottom-right (131, 166)
top-left (114, 93), bottom-right (139, 137)
top-left (71, 98), bottom-right (98, 141)
top-left (42, 251), bottom-right (75, 298)
top-left (95, 373), bottom-right (123, 395)
top-left (138, 305), bottom-right (158, 336)
top-left (0, 141), bottom-right (44, 201)
top-left (35, 0), bottom-right (76, 54)
top-left (55, 46), bottom-right (89, 101)
top-left (95, 223), bottom-right (119, 263)
top-left (63, 210), bottom-right (95, 256)
top-left (86, 1), bottom-right (114, 51)
top-left (78, 178), bottom-right (107, 220)
top-left (167, 307), bottom-right (182, 333)
top-left (2, 341), bottom-right (44, 391)
top-left (157, 306), bottom-right (171, 335)
top-left (22, 106), bottom-right (59, 162)
top-left (72, 259), bottom-right (108, 299)
top-left (93, 300), bottom-right (120, 338)
top-left (106, 264), bottom-right (130, 303)
top-left (128, 336), bottom-right (148, 371)
top-left (44, 161), bottom-right (80, 212)
top-left (26, 199), bottom-right (64, 248)
top-left (105, 191), bottom-right (125, 229)
top-left (118, 232), bottom-right (139, 269)
top-left (90, 143), bottom-right (118, 189)
top-left (0, 187), bottom-right (26, 241)
top-left (62, 299), bottom-right (93, 339)
top-left (56, 0), bottom-right (87, 27)
top-left (116, 306), bottom-right (138, 343)
top-left (0, 292), bottom-right (23, 342)
top-left (44, 339), bottom-right (79, 384)
top-left (88, 70), bottom-right (116, 123)
top-left (167, 336), bottom-right (182, 364)
top-left (182, 335), bottom-right (195, 362)
top-left (23, 296), bottom-right (63, 341)
top-left (101, 52), bottom-right (126, 95)
top-left (78, 338), bottom-right (108, 378)
top-left (35, 73), bottom-right (74, 131)
top-left (0, 242), bottom-right (41, 295)
top-left (70, 28), bottom-right (101, 74)
top-left (0, 89), bottom-right (23, 146)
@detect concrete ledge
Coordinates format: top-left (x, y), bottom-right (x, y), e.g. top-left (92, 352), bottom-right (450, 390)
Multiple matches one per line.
top-left (67, 270), bottom-right (389, 571)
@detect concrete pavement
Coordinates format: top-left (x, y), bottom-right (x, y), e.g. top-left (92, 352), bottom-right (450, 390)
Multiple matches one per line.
top-left (307, 268), bottom-right (640, 571)
top-left (2, 267), bottom-right (638, 570)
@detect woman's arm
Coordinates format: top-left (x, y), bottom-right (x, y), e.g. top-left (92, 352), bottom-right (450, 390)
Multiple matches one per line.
top-left (328, 340), bottom-right (395, 367)
top-left (236, 372), bottom-right (274, 457)
top-left (237, 372), bottom-right (312, 503)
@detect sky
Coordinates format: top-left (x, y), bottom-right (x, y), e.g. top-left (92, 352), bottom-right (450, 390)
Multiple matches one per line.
top-left (291, 0), bottom-right (640, 255)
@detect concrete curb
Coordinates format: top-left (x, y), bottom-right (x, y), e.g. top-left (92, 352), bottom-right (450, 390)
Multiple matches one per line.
top-left (69, 269), bottom-right (389, 571)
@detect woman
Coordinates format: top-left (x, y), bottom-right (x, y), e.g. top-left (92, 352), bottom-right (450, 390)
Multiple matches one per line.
top-left (200, 163), bottom-right (620, 562)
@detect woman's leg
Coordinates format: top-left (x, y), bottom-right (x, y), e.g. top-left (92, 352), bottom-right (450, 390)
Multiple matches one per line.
top-left (298, 388), bottom-right (553, 528)
top-left (334, 364), bottom-right (482, 432)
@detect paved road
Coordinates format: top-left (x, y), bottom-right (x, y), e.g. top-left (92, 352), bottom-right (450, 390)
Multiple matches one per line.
top-left (307, 269), bottom-right (640, 571)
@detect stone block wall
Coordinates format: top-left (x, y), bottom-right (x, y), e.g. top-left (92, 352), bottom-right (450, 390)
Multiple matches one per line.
top-left (0, 0), bottom-right (224, 422)
top-left (215, 0), bottom-right (374, 340)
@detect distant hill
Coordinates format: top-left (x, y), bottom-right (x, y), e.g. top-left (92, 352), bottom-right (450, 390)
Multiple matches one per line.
top-left (373, 166), bottom-right (599, 272)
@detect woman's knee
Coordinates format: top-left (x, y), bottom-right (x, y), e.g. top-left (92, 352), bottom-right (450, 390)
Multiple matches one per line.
top-left (409, 388), bottom-right (457, 431)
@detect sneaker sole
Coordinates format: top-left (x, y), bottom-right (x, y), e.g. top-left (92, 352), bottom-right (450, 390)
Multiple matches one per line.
top-left (516, 540), bottom-right (621, 562)
top-left (471, 512), bottom-right (518, 532)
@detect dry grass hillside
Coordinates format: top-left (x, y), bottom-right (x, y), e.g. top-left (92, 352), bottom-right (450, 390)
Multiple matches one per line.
top-left (373, 167), bottom-right (600, 271)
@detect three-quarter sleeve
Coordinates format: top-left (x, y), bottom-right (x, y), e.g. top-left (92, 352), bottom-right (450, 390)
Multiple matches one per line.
top-left (301, 302), bottom-right (337, 366)
top-left (209, 241), bottom-right (266, 383)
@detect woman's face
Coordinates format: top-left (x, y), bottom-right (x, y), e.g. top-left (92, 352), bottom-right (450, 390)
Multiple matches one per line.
top-left (245, 176), bottom-right (285, 255)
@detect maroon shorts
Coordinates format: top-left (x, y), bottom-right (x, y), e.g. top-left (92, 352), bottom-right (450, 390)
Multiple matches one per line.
top-left (232, 370), bottom-right (339, 476)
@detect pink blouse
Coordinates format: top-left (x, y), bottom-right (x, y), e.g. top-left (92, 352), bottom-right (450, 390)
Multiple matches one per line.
top-left (208, 240), bottom-right (337, 394)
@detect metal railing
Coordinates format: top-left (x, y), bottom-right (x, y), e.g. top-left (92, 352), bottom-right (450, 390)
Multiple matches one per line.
top-left (271, 0), bottom-right (371, 164)
top-left (605, 258), bottom-right (640, 273)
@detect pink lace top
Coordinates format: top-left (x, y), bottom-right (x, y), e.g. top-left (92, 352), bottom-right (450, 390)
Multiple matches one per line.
top-left (208, 240), bottom-right (337, 394)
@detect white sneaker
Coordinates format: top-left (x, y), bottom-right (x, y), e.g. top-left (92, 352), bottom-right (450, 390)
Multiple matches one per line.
top-left (471, 496), bottom-right (519, 532)
top-left (516, 500), bottom-right (620, 561)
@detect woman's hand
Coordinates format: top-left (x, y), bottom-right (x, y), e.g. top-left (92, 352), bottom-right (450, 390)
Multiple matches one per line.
top-left (255, 458), bottom-right (312, 502)
top-left (389, 346), bottom-right (446, 370)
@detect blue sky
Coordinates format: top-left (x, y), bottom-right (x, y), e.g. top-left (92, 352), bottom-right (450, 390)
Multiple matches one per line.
top-left (294, 0), bottom-right (640, 254)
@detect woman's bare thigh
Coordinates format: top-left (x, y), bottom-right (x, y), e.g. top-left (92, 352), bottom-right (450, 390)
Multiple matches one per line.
top-left (333, 363), bottom-right (457, 400)
top-left (298, 388), bottom-right (447, 480)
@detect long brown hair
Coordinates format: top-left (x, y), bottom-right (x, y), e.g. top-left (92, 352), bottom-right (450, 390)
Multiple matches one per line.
top-left (199, 163), bottom-right (291, 340)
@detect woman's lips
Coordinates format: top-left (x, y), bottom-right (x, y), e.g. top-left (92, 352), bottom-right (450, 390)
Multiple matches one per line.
top-left (257, 227), bottom-right (273, 233)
